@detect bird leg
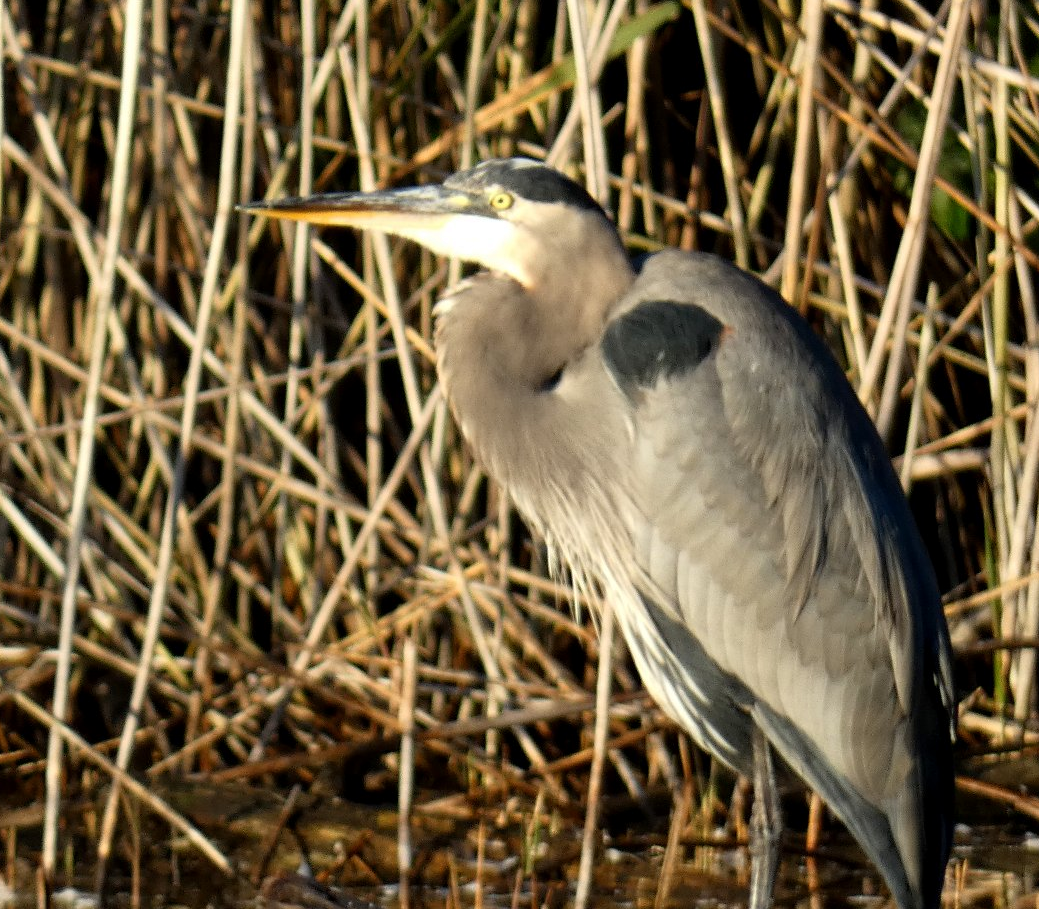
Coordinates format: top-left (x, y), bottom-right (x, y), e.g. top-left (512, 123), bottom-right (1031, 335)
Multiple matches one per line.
top-left (748, 725), bottom-right (782, 909)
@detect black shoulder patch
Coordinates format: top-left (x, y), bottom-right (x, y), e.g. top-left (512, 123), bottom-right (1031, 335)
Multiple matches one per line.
top-left (602, 300), bottom-right (724, 393)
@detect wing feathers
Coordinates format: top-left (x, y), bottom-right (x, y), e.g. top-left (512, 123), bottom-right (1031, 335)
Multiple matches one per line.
top-left (605, 250), bottom-right (953, 909)
top-left (753, 701), bottom-right (917, 909)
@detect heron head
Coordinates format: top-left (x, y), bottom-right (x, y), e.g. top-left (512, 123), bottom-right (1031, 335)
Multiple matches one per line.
top-left (242, 158), bottom-right (627, 293)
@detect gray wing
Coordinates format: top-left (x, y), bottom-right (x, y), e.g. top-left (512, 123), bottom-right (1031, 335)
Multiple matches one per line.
top-left (602, 250), bottom-right (954, 909)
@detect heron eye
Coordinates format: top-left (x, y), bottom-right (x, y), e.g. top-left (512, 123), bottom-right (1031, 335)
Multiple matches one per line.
top-left (489, 191), bottom-right (514, 211)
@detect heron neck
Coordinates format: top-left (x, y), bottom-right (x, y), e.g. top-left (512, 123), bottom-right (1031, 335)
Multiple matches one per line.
top-left (437, 243), bottom-right (633, 394)
top-left (432, 240), bottom-right (635, 545)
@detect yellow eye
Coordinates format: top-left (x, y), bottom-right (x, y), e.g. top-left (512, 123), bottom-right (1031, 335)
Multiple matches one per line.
top-left (489, 191), bottom-right (514, 211)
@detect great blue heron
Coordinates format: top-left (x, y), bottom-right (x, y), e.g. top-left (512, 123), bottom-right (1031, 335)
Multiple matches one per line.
top-left (245, 158), bottom-right (955, 909)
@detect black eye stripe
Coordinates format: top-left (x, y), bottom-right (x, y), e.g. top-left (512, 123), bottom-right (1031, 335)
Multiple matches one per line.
top-left (446, 159), bottom-right (608, 216)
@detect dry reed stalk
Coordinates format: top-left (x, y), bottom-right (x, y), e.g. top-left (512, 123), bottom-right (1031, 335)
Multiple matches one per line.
top-left (653, 762), bottom-right (692, 909)
top-left (5, 687), bottom-right (229, 873)
top-left (900, 283), bottom-right (939, 491)
top-left (397, 636), bottom-right (417, 883)
top-left (573, 602), bottom-right (612, 909)
top-left (92, 0), bottom-right (250, 878)
top-left (42, 0), bottom-right (146, 878)
top-left (690, 0), bottom-right (750, 268)
top-left (779, 0), bottom-right (822, 303)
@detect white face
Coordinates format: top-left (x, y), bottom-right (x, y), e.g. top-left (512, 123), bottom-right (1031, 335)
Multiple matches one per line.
top-left (389, 212), bottom-right (533, 287)
top-left (251, 181), bottom-right (565, 290)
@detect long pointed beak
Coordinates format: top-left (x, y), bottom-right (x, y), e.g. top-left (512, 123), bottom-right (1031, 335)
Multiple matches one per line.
top-left (240, 185), bottom-right (475, 232)
top-left (242, 181), bottom-right (524, 282)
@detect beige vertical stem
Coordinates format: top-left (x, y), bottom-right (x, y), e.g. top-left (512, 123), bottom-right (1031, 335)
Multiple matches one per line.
top-left (564, 0), bottom-right (608, 201)
top-left (267, 0), bottom-right (316, 659)
top-left (398, 638), bottom-right (418, 891)
top-left (781, 0), bottom-right (823, 303)
top-left (689, 0), bottom-right (750, 268)
top-left (0, 0), bottom-right (5, 212)
top-left (992, 0), bottom-right (1021, 700)
top-left (95, 0), bottom-right (249, 869)
top-left (574, 602), bottom-right (615, 909)
top-left (42, 0), bottom-right (146, 879)
top-left (863, 0), bottom-right (970, 439)
top-left (899, 284), bottom-right (938, 491)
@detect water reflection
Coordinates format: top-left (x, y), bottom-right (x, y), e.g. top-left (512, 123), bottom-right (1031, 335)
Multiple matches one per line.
top-left (5, 800), bottom-right (1037, 909)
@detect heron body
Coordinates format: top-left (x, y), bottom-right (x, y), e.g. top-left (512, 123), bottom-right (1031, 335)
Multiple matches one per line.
top-left (246, 158), bottom-right (956, 909)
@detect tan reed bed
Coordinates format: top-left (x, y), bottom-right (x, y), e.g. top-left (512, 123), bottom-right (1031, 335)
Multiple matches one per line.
top-left (0, 0), bottom-right (1038, 904)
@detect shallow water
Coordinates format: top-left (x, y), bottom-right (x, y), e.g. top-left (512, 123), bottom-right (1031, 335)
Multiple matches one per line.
top-left (5, 804), bottom-right (1038, 909)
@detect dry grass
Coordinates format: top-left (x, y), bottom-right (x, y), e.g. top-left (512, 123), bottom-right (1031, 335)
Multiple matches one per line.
top-left (1, 0), bottom-right (1038, 903)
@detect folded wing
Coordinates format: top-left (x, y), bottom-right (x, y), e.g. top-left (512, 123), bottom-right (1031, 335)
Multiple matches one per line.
top-left (601, 250), bottom-right (954, 909)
